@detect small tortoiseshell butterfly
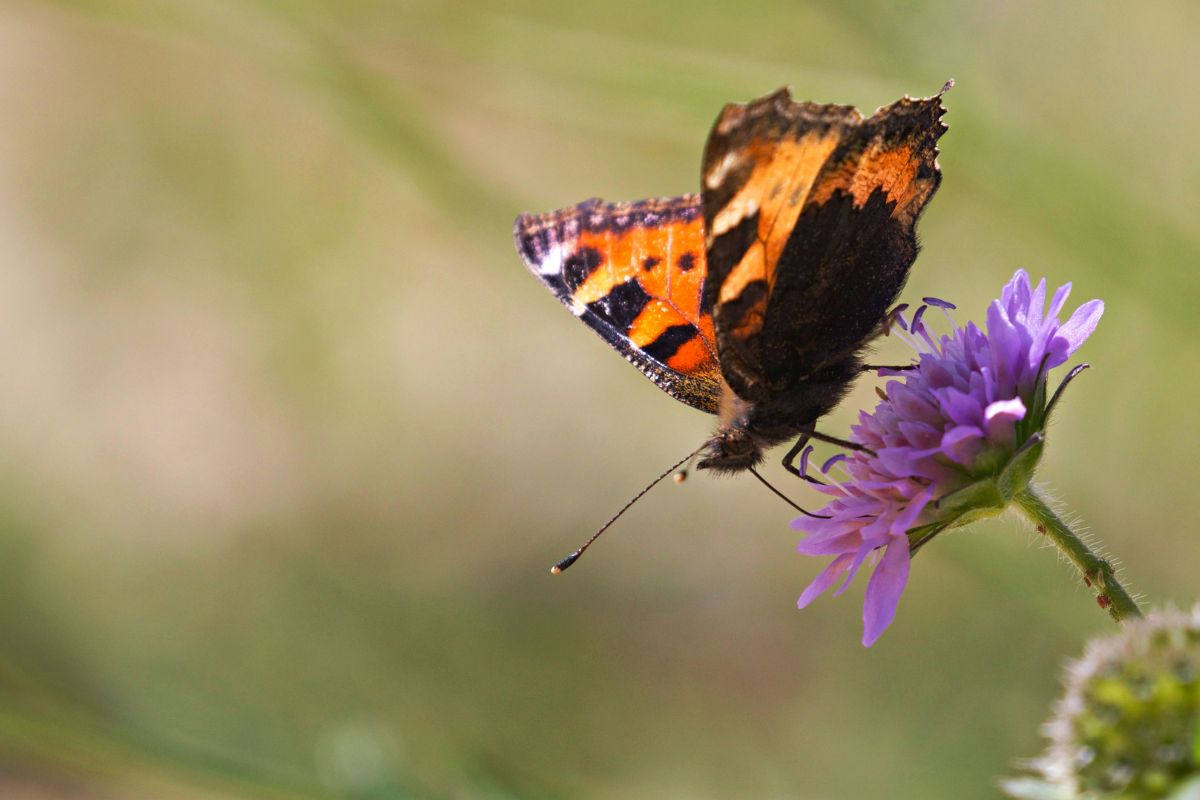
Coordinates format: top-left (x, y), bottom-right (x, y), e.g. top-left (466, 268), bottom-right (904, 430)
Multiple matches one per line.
top-left (514, 84), bottom-right (950, 564)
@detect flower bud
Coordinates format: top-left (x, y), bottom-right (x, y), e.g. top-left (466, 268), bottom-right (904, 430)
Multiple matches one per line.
top-left (1006, 608), bottom-right (1200, 798)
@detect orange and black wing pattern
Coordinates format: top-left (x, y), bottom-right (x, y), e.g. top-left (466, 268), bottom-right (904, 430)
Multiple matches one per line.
top-left (514, 196), bottom-right (722, 414)
top-left (701, 85), bottom-right (950, 402)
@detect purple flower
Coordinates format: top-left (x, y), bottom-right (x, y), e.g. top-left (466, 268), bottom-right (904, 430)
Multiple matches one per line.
top-left (794, 270), bottom-right (1104, 646)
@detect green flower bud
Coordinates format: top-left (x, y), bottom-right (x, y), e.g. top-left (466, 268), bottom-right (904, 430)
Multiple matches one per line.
top-left (1007, 608), bottom-right (1200, 799)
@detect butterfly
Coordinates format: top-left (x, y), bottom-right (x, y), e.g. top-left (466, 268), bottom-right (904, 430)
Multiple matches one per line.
top-left (514, 84), bottom-right (949, 500)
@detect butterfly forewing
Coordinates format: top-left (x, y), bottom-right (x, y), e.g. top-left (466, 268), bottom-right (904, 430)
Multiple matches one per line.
top-left (700, 88), bottom-right (948, 401)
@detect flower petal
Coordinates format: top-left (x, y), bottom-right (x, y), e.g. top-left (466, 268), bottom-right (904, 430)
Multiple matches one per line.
top-left (931, 386), bottom-right (984, 427)
top-left (861, 534), bottom-right (912, 647)
top-left (798, 553), bottom-right (855, 609)
top-left (889, 383), bottom-right (942, 426)
top-left (1056, 298), bottom-right (1104, 354)
top-left (796, 528), bottom-right (866, 556)
top-left (984, 397), bottom-right (1027, 442)
top-left (941, 425), bottom-right (984, 465)
top-left (1027, 277), bottom-right (1047, 327)
top-left (1001, 269), bottom-right (1032, 318)
top-left (890, 489), bottom-right (933, 536)
top-left (985, 301), bottom-right (1025, 394)
top-left (1046, 281), bottom-right (1072, 321)
top-left (821, 516), bottom-right (891, 597)
top-left (833, 544), bottom-right (873, 596)
top-left (898, 420), bottom-right (942, 449)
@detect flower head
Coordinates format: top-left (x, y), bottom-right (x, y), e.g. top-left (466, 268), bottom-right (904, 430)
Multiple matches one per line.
top-left (794, 270), bottom-right (1104, 646)
top-left (1005, 607), bottom-right (1200, 799)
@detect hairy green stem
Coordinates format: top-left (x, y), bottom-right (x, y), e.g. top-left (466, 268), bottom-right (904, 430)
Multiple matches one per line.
top-left (1013, 486), bottom-right (1142, 622)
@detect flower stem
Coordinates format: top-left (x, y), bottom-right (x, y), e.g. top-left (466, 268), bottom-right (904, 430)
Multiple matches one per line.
top-left (1012, 486), bottom-right (1142, 623)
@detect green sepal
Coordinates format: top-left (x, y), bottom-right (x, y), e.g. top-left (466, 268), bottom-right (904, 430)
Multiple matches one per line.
top-left (999, 433), bottom-right (1045, 500)
top-left (1044, 363), bottom-right (1091, 425)
top-left (1021, 364), bottom-right (1051, 442)
top-left (906, 520), bottom-right (952, 555)
top-left (970, 447), bottom-right (1010, 480)
top-left (932, 477), bottom-right (1006, 517)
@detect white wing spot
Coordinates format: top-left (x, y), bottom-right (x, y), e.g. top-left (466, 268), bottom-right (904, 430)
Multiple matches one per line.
top-left (706, 150), bottom-right (742, 189)
top-left (538, 243), bottom-right (565, 276)
top-left (711, 197), bottom-right (757, 237)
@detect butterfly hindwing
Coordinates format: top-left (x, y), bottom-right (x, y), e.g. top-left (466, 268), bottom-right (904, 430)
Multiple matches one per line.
top-left (701, 87), bottom-right (949, 402)
top-left (514, 195), bottom-right (722, 414)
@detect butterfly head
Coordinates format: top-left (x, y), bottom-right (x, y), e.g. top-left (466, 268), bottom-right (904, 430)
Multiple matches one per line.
top-left (696, 384), bottom-right (823, 474)
top-left (696, 425), bottom-right (765, 475)
top-left (696, 390), bottom-right (770, 474)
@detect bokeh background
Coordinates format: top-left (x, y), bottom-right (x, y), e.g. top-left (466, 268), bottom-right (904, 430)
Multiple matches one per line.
top-left (1, 1), bottom-right (1197, 798)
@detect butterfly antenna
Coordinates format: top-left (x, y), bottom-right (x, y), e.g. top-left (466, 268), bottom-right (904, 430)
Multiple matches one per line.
top-left (551, 445), bottom-right (706, 574)
top-left (748, 466), bottom-right (829, 519)
top-left (672, 450), bottom-right (703, 484)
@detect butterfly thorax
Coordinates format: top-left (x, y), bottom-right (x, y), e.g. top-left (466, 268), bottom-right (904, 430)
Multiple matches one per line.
top-left (696, 356), bottom-right (862, 474)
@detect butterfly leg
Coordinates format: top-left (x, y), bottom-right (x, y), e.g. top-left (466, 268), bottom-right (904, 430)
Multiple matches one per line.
top-left (781, 433), bottom-right (813, 479)
top-left (808, 429), bottom-right (872, 453)
top-left (748, 466), bottom-right (829, 519)
top-left (782, 429), bottom-right (871, 483)
top-left (861, 363), bottom-right (917, 371)
top-left (782, 428), bottom-right (877, 480)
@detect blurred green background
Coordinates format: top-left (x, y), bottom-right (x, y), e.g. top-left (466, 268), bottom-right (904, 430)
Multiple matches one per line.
top-left (0, 1), bottom-right (1196, 797)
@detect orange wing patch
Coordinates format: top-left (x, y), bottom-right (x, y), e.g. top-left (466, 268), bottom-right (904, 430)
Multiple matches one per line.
top-left (711, 130), bottom-right (844, 305)
top-left (807, 94), bottom-right (947, 228)
top-left (702, 92), bottom-right (865, 312)
top-left (575, 217), bottom-right (715, 367)
top-left (703, 87), bottom-right (948, 303)
top-left (513, 196), bottom-right (722, 413)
